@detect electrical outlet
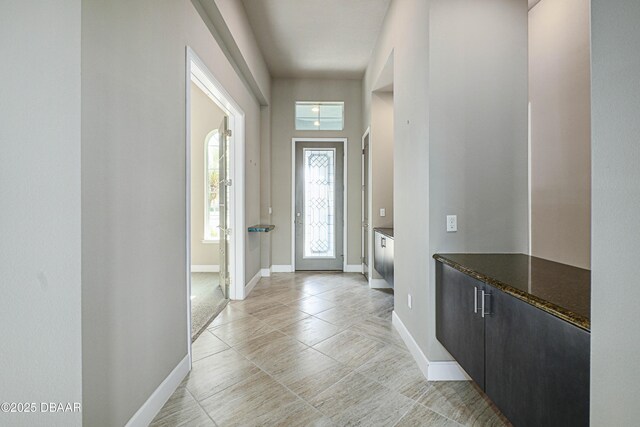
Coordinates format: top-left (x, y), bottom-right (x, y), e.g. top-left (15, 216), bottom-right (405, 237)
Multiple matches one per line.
top-left (268, 207), bottom-right (272, 215)
top-left (380, 208), bottom-right (386, 217)
top-left (446, 215), bottom-right (457, 232)
top-left (408, 294), bottom-right (412, 309)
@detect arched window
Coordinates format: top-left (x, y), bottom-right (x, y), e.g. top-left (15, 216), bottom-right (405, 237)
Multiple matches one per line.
top-left (204, 130), bottom-right (220, 241)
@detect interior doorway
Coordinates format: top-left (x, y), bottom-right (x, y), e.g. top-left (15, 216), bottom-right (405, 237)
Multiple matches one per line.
top-left (186, 48), bottom-right (246, 349)
top-left (188, 80), bottom-right (228, 340)
top-left (291, 138), bottom-right (347, 271)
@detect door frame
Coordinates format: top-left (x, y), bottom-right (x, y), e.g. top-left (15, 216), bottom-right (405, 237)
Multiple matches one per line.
top-left (291, 137), bottom-right (348, 272)
top-left (361, 127), bottom-right (371, 278)
top-left (186, 47), bottom-right (246, 363)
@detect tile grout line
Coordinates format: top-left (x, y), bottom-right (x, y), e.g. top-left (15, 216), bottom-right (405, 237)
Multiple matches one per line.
top-left (221, 338), bottom-right (338, 423)
top-left (186, 272), bottom-right (462, 426)
top-left (184, 383), bottom-right (219, 427)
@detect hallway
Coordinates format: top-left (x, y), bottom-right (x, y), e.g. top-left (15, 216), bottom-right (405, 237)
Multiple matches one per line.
top-left (152, 273), bottom-right (508, 426)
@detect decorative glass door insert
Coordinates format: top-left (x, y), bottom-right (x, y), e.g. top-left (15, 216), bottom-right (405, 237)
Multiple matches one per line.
top-left (294, 141), bottom-right (344, 271)
top-left (303, 148), bottom-right (336, 258)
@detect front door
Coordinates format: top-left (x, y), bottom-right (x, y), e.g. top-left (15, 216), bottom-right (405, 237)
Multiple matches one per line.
top-left (218, 116), bottom-right (230, 297)
top-left (295, 141), bottom-right (344, 270)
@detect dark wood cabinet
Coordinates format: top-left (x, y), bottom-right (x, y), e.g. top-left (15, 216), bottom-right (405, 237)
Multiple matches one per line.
top-left (374, 232), bottom-right (385, 276)
top-left (383, 236), bottom-right (394, 287)
top-left (374, 231), bottom-right (394, 286)
top-left (436, 262), bottom-right (485, 387)
top-left (485, 288), bottom-right (590, 427)
top-left (436, 261), bottom-right (590, 427)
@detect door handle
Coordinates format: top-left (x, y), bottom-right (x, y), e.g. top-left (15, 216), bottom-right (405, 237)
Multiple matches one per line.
top-left (381, 237), bottom-right (386, 248)
top-left (474, 287), bottom-right (479, 314)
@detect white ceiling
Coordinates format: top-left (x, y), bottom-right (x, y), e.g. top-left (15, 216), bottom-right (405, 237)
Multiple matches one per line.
top-left (241, 0), bottom-right (391, 79)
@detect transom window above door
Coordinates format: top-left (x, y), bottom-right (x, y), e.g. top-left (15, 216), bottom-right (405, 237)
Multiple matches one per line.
top-left (295, 102), bottom-right (344, 131)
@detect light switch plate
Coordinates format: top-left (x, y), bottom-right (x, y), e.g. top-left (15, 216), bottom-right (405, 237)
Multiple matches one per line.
top-left (380, 208), bottom-right (386, 217)
top-left (408, 294), bottom-right (412, 309)
top-left (447, 215), bottom-right (457, 232)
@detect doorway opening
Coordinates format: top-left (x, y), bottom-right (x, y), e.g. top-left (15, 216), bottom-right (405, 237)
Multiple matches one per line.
top-left (291, 138), bottom-right (348, 271)
top-left (186, 48), bottom-right (246, 350)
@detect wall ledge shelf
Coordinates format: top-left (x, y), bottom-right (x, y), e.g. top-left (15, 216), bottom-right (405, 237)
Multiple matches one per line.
top-left (248, 224), bottom-right (275, 233)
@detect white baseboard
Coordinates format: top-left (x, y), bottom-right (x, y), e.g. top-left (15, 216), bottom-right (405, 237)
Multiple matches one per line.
top-left (427, 360), bottom-right (471, 381)
top-left (344, 264), bottom-right (363, 273)
top-left (271, 265), bottom-right (293, 273)
top-left (391, 311), bottom-right (469, 382)
top-left (370, 278), bottom-right (393, 289)
top-left (245, 269), bottom-right (261, 297)
top-left (125, 355), bottom-right (190, 427)
top-left (191, 265), bottom-right (220, 273)
top-left (260, 267), bottom-right (271, 277)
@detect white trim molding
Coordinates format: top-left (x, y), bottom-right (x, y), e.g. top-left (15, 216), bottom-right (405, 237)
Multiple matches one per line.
top-left (344, 264), bottom-right (363, 273)
top-left (125, 355), bottom-right (190, 427)
top-left (272, 265), bottom-right (294, 273)
top-left (361, 127), bottom-right (373, 282)
top-left (190, 265), bottom-right (220, 273)
top-left (244, 269), bottom-right (261, 298)
top-left (291, 137), bottom-right (349, 271)
top-left (188, 47), bottom-right (246, 302)
top-left (392, 311), bottom-right (470, 382)
top-left (261, 267), bottom-right (272, 277)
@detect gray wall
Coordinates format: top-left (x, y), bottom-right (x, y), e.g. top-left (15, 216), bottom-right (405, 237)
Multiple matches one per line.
top-left (529, 0), bottom-right (591, 269)
top-left (364, 0), bottom-right (433, 357)
top-left (591, 0), bottom-right (640, 423)
top-left (428, 0), bottom-right (529, 359)
top-left (81, 0), bottom-right (263, 424)
top-left (364, 0), bottom-right (528, 362)
top-left (270, 78), bottom-right (363, 268)
top-left (190, 82), bottom-right (225, 266)
top-left (0, 2), bottom-right (82, 426)
top-left (213, 0), bottom-right (271, 103)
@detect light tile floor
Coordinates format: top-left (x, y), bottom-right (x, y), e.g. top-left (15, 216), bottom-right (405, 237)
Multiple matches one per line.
top-left (152, 272), bottom-right (510, 426)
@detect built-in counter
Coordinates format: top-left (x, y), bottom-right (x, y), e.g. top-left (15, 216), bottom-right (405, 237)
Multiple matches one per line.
top-left (434, 253), bottom-right (590, 427)
top-left (433, 253), bottom-right (590, 330)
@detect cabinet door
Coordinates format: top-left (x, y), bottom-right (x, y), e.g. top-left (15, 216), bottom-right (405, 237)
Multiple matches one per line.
top-left (384, 237), bottom-right (394, 286)
top-left (374, 232), bottom-right (385, 276)
top-left (436, 262), bottom-right (485, 388)
top-left (485, 288), bottom-right (590, 427)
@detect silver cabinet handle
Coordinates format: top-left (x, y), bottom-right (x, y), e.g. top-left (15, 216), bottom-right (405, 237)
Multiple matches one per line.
top-left (381, 237), bottom-right (386, 248)
top-left (474, 287), bottom-right (478, 314)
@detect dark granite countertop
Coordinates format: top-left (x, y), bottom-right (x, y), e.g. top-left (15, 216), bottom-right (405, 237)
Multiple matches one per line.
top-left (433, 253), bottom-right (591, 331)
top-left (374, 228), bottom-right (394, 238)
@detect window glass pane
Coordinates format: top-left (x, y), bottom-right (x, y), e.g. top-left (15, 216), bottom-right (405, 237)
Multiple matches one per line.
top-left (319, 118), bottom-right (343, 131)
top-left (296, 103), bottom-right (317, 118)
top-left (303, 148), bottom-right (336, 258)
top-left (295, 102), bottom-right (344, 131)
top-left (319, 104), bottom-right (343, 118)
top-left (295, 118), bottom-right (318, 131)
